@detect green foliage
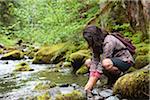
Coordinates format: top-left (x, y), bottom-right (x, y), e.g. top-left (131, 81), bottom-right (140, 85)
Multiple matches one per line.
top-left (0, 34), bottom-right (16, 46)
top-left (112, 23), bottom-right (130, 32)
top-left (131, 32), bottom-right (142, 44)
top-left (0, 0), bottom-right (99, 45)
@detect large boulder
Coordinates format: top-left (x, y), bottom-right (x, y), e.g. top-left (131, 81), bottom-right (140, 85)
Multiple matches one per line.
top-left (1, 50), bottom-right (24, 60)
top-left (69, 50), bottom-right (91, 73)
top-left (113, 66), bottom-right (149, 99)
top-left (32, 43), bottom-right (68, 64)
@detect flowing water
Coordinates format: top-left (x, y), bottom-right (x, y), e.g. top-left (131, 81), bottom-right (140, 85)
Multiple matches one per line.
top-left (0, 59), bottom-right (88, 100)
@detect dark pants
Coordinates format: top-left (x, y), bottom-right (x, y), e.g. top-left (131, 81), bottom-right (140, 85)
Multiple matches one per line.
top-left (110, 58), bottom-right (132, 72)
top-left (103, 58), bottom-right (132, 86)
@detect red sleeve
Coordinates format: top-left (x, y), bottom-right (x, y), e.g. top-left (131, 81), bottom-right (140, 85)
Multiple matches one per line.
top-left (90, 71), bottom-right (102, 79)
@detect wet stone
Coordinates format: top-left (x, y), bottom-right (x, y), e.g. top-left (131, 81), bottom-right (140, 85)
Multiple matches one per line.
top-left (94, 95), bottom-right (104, 100)
top-left (59, 83), bottom-right (69, 87)
top-left (92, 89), bottom-right (99, 96)
top-left (105, 96), bottom-right (120, 100)
top-left (71, 83), bottom-right (80, 89)
top-left (99, 89), bottom-right (113, 98)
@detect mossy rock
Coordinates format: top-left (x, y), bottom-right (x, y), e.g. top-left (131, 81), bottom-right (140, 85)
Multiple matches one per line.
top-left (76, 65), bottom-right (88, 75)
top-left (34, 81), bottom-right (56, 91)
top-left (32, 43), bottom-right (69, 64)
top-left (125, 67), bottom-right (137, 73)
top-left (134, 55), bottom-right (149, 69)
top-left (14, 62), bottom-right (33, 71)
top-left (1, 50), bottom-right (24, 60)
top-left (26, 92), bottom-right (51, 100)
top-left (113, 67), bottom-right (149, 99)
top-left (55, 62), bottom-right (72, 68)
top-left (0, 49), bottom-right (3, 54)
top-left (55, 90), bottom-right (85, 100)
top-left (63, 62), bottom-right (72, 68)
top-left (36, 92), bottom-right (51, 100)
top-left (24, 47), bottom-right (39, 59)
top-left (69, 50), bottom-right (91, 73)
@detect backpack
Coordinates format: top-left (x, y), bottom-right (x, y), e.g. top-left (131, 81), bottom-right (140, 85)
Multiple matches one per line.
top-left (111, 32), bottom-right (136, 55)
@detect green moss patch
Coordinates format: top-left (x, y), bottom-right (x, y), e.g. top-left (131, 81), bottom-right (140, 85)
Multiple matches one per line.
top-left (113, 68), bottom-right (149, 98)
top-left (14, 62), bottom-right (33, 71)
top-left (1, 50), bottom-right (24, 60)
top-left (34, 81), bottom-right (56, 91)
top-left (55, 90), bottom-right (85, 100)
top-left (134, 55), bottom-right (149, 69)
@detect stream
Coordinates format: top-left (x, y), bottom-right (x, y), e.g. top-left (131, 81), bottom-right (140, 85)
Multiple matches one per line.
top-left (0, 59), bottom-right (88, 100)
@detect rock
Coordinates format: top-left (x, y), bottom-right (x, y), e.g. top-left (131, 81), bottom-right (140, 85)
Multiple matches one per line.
top-left (36, 92), bottom-right (51, 100)
top-left (113, 67), bottom-right (149, 99)
top-left (134, 55), bottom-right (149, 69)
top-left (55, 90), bottom-right (86, 100)
top-left (24, 47), bottom-right (39, 59)
top-left (59, 83), bottom-right (70, 87)
top-left (76, 65), bottom-right (89, 75)
top-left (99, 89), bottom-right (113, 98)
top-left (34, 81), bottom-right (56, 91)
top-left (69, 50), bottom-right (91, 73)
top-left (32, 43), bottom-right (68, 64)
top-left (55, 61), bottom-right (71, 68)
top-left (14, 62), bottom-right (33, 71)
top-left (62, 62), bottom-right (72, 68)
top-left (0, 49), bottom-right (3, 54)
top-left (1, 50), bottom-right (24, 60)
top-left (0, 43), bottom-right (4, 48)
top-left (71, 83), bottom-right (80, 89)
top-left (105, 96), bottom-right (119, 100)
top-left (125, 67), bottom-right (137, 73)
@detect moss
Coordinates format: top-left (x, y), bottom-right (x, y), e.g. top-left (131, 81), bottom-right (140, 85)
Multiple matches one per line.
top-left (25, 49), bottom-right (38, 59)
top-left (55, 90), bottom-right (85, 100)
top-left (126, 67), bottom-right (137, 73)
top-left (55, 62), bottom-right (63, 68)
top-left (0, 49), bottom-right (3, 54)
top-left (113, 68), bottom-right (149, 98)
top-left (1, 50), bottom-right (24, 60)
top-left (32, 42), bottom-right (76, 64)
top-left (14, 62), bottom-right (33, 71)
top-left (55, 62), bottom-right (72, 68)
top-left (69, 50), bottom-right (91, 73)
top-left (36, 92), bottom-right (51, 100)
top-left (76, 65), bottom-right (88, 75)
top-left (34, 81), bottom-right (56, 91)
top-left (134, 55), bottom-right (150, 69)
top-left (63, 62), bottom-right (72, 68)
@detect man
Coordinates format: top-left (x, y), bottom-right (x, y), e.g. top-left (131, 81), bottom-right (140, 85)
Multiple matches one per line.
top-left (83, 25), bottom-right (134, 92)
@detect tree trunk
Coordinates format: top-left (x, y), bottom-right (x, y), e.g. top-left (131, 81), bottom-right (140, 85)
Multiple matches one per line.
top-left (123, 0), bottom-right (150, 40)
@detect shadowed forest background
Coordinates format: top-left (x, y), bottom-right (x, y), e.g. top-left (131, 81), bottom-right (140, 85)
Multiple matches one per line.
top-left (0, 0), bottom-right (149, 100)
